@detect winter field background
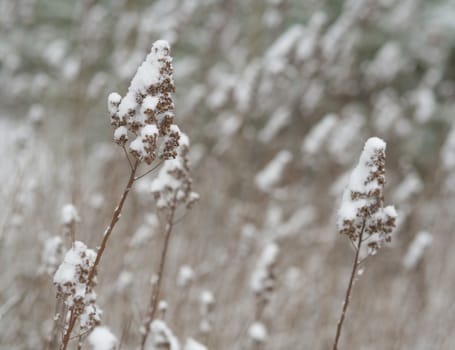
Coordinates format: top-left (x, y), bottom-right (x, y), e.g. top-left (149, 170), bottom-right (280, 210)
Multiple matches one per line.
top-left (1, 0), bottom-right (455, 349)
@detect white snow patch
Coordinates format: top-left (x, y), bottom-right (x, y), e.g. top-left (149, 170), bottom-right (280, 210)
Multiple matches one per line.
top-left (88, 326), bottom-right (117, 350)
top-left (255, 150), bottom-right (292, 192)
top-left (403, 231), bottom-right (433, 269)
top-left (248, 322), bottom-right (268, 343)
top-left (61, 204), bottom-right (80, 226)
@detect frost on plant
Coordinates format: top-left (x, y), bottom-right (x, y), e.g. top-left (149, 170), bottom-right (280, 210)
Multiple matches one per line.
top-left (150, 127), bottom-right (199, 210)
top-left (108, 40), bottom-right (180, 164)
top-left (53, 241), bottom-right (101, 331)
top-left (333, 137), bottom-right (398, 350)
top-left (337, 137), bottom-right (397, 254)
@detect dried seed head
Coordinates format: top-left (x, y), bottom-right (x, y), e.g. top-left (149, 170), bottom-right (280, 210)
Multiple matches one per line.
top-left (150, 126), bottom-right (199, 211)
top-left (53, 241), bottom-right (102, 332)
top-left (338, 137), bottom-right (397, 251)
top-left (108, 40), bottom-right (180, 164)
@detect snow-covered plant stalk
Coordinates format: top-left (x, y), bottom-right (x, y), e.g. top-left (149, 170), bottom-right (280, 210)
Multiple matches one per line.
top-left (247, 241), bottom-right (279, 349)
top-left (140, 130), bottom-right (199, 348)
top-left (54, 241), bottom-right (101, 350)
top-left (333, 137), bottom-right (397, 350)
top-left (54, 39), bottom-right (187, 350)
top-left (250, 242), bottom-right (279, 321)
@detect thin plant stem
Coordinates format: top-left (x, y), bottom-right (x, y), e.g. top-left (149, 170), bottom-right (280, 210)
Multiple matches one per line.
top-left (60, 160), bottom-right (139, 350)
top-left (140, 198), bottom-right (177, 349)
top-left (87, 159), bottom-right (139, 288)
top-left (76, 336), bottom-right (82, 350)
top-left (135, 161), bottom-right (163, 181)
top-left (60, 307), bottom-right (77, 350)
top-left (172, 208), bottom-right (189, 226)
top-left (47, 298), bottom-right (65, 350)
top-left (332, 220), bottom-right (366, 350)
top-left (348, 238), bottom-right (358, 253)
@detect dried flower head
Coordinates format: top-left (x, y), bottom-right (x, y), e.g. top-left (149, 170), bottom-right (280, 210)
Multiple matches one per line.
top-left (150, 126), bottom-right (199, 210)
top-left (53, 241), bottom-right (101, 332)
top-left (108, 40), bottom-right (179, 164)
top-left (337, 137), bottom-right (397, 252)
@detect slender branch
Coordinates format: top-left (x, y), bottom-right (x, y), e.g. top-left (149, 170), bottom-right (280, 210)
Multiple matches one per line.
top-left (60, 308), bottom-right (77, 350)
top-left (332, 221), bottom-right (366, 350)
top-left (135, 161), bottom-right (163, 181)
top-left (60, 160), bottom-right (139, 349)
top-left (71, 328), bottom-right (92, 341)
top-left (348, 238), bottom-right (358, 253)
top-left (172, 209), bottom-right (189, 226)
top-left (140, 199), bottom-right (177, 349)
top-left (47, 298), bottom-right (65, 350)
top-left (361, 235), bottom-right (371, 243)
top-left (87, 159), bottom-right (139, 288)
top-left (76, 336), bottom-right (83, 350)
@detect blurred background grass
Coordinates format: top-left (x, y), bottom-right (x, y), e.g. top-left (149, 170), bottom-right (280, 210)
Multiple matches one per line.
top-left (1, 0), bottom-right (455, 349)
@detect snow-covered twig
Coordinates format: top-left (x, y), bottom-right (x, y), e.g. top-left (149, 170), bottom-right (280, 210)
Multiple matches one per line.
top-left (333, 137), bottom-right (397, 350)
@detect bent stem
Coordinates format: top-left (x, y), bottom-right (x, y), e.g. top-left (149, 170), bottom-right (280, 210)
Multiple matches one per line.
top-left (332, 221), bottom-right (365, 350)
top-left (60, 160), bottom-right (139, 350)
top-left (140, 198), bottom-right (177, 349)
top-left (86, 159), bottom-right (139, 287)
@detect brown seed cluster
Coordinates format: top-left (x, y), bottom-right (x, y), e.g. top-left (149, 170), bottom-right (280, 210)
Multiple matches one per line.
top-left (53, 241), bottom-right (101, 332)
top-left (108, 40), bottom-right (179, 165)
top-left (150, 128), bottom-right (199, 211)
top-left (338, 138), bottom-right (397, 249)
